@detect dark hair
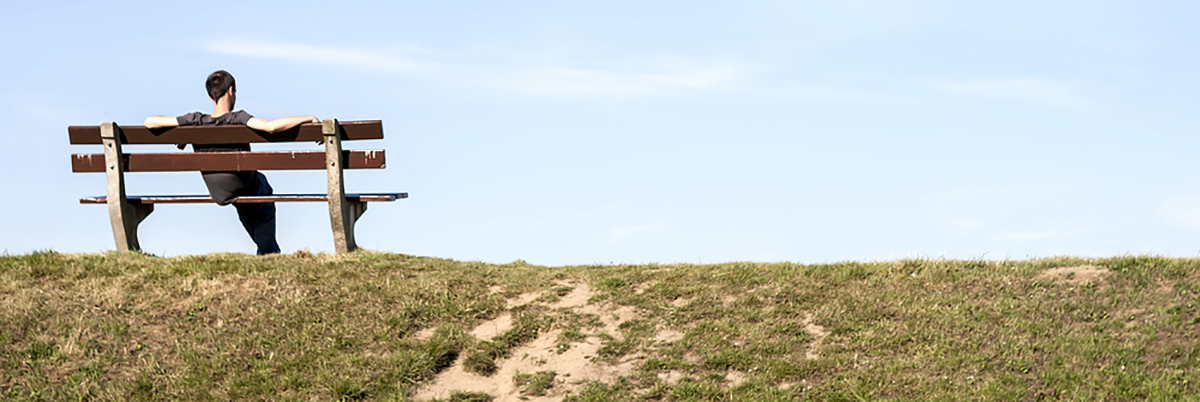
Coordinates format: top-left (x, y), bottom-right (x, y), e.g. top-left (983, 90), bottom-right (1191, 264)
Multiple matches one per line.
top-left (205, 70), bottom-right (236, 101)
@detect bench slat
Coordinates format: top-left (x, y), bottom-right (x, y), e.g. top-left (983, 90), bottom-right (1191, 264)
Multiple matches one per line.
top-left (80, 193), bottom-right (407, 204)
top-left (71, 150), bottom-right (386, 172)
top-left (68, 120), bottom-right (383, 145)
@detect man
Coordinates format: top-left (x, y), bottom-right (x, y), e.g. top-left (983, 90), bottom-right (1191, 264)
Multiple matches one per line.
top-left (144, 70), bottom-right (318, 255)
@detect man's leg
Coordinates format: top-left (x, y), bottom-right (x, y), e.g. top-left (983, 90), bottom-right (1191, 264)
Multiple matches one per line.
top-left (234, 172), bottom-right (281, 255)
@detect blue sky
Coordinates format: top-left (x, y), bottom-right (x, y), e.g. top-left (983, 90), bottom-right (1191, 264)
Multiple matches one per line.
top-left (3, 1), bottom-right (1199, 265)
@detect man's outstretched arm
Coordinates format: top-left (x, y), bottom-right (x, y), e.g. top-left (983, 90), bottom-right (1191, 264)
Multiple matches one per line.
top-left (144, 116), bottom-right (179, 128)
top-left (246, 115), bottom-right (319, 133)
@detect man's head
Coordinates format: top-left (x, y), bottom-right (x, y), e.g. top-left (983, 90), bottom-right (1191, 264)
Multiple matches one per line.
top-left (205, 70), bottom-right (236, 103)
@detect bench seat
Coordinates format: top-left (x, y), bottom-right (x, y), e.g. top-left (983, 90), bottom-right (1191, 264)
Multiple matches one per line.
top-left (80, 193), bottom-right (407, 204)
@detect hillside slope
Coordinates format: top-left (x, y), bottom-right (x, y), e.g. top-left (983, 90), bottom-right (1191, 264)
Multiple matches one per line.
top-left (2, 252), bottom-right (1198, 400)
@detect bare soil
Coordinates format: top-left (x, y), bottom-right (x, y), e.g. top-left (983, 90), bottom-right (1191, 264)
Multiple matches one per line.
top-left (414, 282), bottom-right (642, 401)
top-left (1034, 265), bottom-right (1109, 285)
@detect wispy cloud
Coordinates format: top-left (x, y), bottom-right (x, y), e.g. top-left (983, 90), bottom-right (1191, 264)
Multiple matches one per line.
top-left (198, 39), bottom-right (748, 98)
top-left (485, 64), bottom-right (744, 98)
top-left (202, 40), bottom-right (431, 73)
top-left (197, 39), bottom-right (929, 103)
top-left (937, 79), bottom-right (1089, 107)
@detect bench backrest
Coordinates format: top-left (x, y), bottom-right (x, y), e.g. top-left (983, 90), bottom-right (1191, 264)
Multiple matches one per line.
top-left (68, 120), bottom-right (383, 145)
top-left (69, 120), bottom-right (385, 173)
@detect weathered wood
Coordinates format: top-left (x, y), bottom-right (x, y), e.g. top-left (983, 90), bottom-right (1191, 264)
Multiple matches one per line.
top-left (79, 193), bottom-right (407, 204)
top-left (68, 120), bottom-right (383, 145)
top-left (71, 150), bottom-right (386, 172)
top-left (101, 122), bottom-right (153, 251)
top-left (72, 119), bottom-right (403, 253)
top-left (324, 118), bottom-right (358, 253)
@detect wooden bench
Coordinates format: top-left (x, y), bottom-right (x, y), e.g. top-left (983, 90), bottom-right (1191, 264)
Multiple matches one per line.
top-left (69, 119), bottom-right (406, 254)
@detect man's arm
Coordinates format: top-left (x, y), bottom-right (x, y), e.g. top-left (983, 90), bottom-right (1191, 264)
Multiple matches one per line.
top-left (246, 115), bottom-right (319, 133)
top-left (144, 116), bottom-right (179, 129)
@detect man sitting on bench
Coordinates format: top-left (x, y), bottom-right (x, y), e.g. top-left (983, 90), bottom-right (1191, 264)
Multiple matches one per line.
top-left (144, 70), bottom-right (318, 255)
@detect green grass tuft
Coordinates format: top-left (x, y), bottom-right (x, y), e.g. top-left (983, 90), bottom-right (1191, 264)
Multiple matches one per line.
top-left (513, 370), bottom-right (557, 396)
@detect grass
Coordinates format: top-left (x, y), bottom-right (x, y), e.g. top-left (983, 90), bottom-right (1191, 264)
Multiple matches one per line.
top-left (513, 370), bottom-right (557, 396)
top-left (462, 304), bottom-right (549, 376)
top-left (2, 251), bottom-right (1200, 400)
top-left (429, 391), bottom-right (492, 402)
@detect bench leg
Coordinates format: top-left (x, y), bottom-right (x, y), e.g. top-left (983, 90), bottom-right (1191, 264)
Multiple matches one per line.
top-left (330, 200), bottom-right (366, 254)
top-left (100, 121), bottom-right (154, 252)
top-left (350, 201), bottom-right (367, 223)
top-left (324, 118), bottom-right (369, 254)
top-left (108, 202), bottom-right (154, 252)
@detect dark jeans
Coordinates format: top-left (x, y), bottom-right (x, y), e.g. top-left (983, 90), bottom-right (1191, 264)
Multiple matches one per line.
top-left (234, 172), bottom-right (281, 255)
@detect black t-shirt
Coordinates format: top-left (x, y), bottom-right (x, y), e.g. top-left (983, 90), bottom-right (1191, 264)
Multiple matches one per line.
top-left (175, 110), bottom-right (259, 205)
top-left (176, 110), bottom-right (254, 152)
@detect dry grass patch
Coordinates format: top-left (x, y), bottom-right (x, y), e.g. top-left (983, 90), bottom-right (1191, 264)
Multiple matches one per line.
top-left (1035, 264), bottom-right (1109, 284)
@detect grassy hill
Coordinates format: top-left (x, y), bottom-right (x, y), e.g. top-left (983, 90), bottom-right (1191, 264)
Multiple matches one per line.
top-left (2, 251), bottom-right (1198, 401)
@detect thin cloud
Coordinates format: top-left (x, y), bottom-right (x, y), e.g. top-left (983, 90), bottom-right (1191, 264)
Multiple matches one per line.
top-left (199, 40), bottom-right (903, 102)
top-left (938, 79), bottom-right (1089, 107)
top-left (488, 65), bottom-right (744, 98)
top-left (201, 40), bottom-right (430, 73)
top-left (198, 39), bottom-right (749, 98)
top-left (767, 86), bottom-right (911, 104)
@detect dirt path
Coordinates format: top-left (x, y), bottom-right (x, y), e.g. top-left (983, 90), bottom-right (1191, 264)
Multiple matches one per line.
top-left (414, 283), bottom-right (642, 401)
